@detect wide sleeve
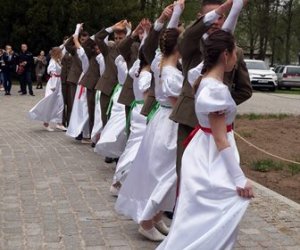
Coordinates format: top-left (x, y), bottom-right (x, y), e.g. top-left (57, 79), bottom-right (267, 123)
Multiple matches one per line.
top-left (162, 71), bottom-right (183, 98)
top-left (188, 62), bottom-right (204, 86)
top-left (150, 49), bottom-right (162, 76)
top-left (138, 71), bottom-right (152, 93)
top-left (95, 53), bottom-right (105, 77)
top-left (76, 47), bottom-right (89, 74)
top-left (128, 59), bottom-right (140, 79)
top-left (115, 55), bottom-right (128, 85)
top-left (196, 82), bottom-right (234, 114)
top-left (47, 59), bottom-right (56, 75)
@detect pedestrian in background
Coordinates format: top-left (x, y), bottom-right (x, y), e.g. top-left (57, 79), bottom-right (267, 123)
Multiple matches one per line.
top-left (3, 45), bottom-right (17, 95)
top-left (34, 50), bottom-right (47, 89)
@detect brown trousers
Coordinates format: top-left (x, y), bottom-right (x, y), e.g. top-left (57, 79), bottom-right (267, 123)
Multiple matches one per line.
top-left (87, 88), bottom-right (96, 135)
top-left (176, 123), bottom-right (194, 179)
top-left (66, 83), bottom-right (77, 125)
top-left (100, 93), bottom-right (111, 127)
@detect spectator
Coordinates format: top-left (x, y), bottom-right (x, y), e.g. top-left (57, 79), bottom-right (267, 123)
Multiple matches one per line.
top-left (34, 50), bottom-right (47, 89)
top-left (3, 45), bottom-right (17, 95)
top-left (18, 43), bottom-right (35, 96)
top-left (0, 49), bottom-right (5, 91)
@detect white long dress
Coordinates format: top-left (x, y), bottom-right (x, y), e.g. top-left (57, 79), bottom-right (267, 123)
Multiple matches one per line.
top-left (157, 77), bottom-right (250, 250)
top-left (91, 53), bottom-right (106, 143)
top-left (94, 55), bottom-right (127, 158)
top-left (28, 59), bottom-right (64, 123)
top-left (113, 59), bottom-right (151, 184)
top-left (66, 47), bottom-right (90, 138)
top-left (115, 53), bottom-right (183, 223)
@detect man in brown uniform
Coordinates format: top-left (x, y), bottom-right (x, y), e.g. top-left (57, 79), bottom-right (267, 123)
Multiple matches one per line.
top-left (117, 23), bottom-right (143, 120)
top-left (94, 21), bottom-right (128, 127)
top-left (61, 36), bottom-right (72, 126)
top-left (170, 0), bottom-right (252, 177)
top-left (78, 40), bottom-right (101, 142)
top-left (64, 31), bottom-right (90, 127)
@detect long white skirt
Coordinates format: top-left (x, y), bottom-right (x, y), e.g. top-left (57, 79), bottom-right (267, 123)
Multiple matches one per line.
top-left (66, 85), bottom-right (90, 138)
top-left (157, 131), bottom-right (250, 250)
top-left (113, 103), bottom-right (147, 184)
top-left (94, 86), bottom-right (127, 158)
top-left (28, 78), bottom-right (63, 124)
top-left (91, 90), bottom-right (103, 143)
top-left (115, 106), bottom-right (177, 223)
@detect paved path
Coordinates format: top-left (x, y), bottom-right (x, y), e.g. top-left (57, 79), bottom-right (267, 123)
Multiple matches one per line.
top-left (0, 89), bottom-right (299, 250)
top-left (237, 92), bottom-right (300, 115)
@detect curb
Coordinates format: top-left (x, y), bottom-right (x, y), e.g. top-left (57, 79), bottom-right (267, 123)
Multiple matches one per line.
top-left (251, 180), bottom-right (300, 210)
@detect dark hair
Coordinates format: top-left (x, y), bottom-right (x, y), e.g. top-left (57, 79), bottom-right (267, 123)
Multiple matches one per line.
top-left (79, 31), bottom-right (89, 38)
top-left (158, 28), bottom-right (180, 77)
top-left (194, 30), bottom-right (235, 92)
top-left (202, 0), bottom-right (223, 7)
top-left (114, 29), bottom-right (127, 36)
top-left (136, 46), bottom-right (149, 78)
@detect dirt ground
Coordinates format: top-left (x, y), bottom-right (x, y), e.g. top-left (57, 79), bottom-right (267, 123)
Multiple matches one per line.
top-left (235, 115), bottom-right (300, 204)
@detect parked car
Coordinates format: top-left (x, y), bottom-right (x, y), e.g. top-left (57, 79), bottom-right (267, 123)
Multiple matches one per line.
top-left (245, 59), bottom-right (278, 91)
top-left (276, 65), bottom-right (300, 89)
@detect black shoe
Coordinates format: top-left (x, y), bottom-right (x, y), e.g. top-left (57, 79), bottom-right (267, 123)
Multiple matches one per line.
top-left (164, 211), bottom-right (174, 220)
top-left (20, 92), bottom-right (27, 95)
top-left (30, 93), bottom-right (35, 96)
top-left (18, 90), bottom-right (22, 93)
top-left (75, 133), bottom-right (83, 141)
top-left (105, 157), bottom-right (114, 164)
top-left (114, 158), bottom-right (119, 164)
top-left (5, 92), bottom-right (9, 96)
top-left (91, 142), bottom-right (96, 148)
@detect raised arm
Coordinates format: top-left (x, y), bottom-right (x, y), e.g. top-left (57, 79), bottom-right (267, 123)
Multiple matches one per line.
top-left (143, 4), bottom-right (173, 64)
top-left (73, 24), bottom-right (89, 74)
top-left (222, 0), bottom-right (247, 33)
top-left (179, 0), bottom-right (232, 59)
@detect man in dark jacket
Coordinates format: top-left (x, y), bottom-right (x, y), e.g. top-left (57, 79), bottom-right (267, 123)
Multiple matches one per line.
top-left (3, 45), bottom-right (17, 95)
top-left (18, 43), bottom-right (35, 96)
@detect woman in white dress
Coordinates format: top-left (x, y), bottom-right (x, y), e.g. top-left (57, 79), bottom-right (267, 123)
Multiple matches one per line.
top-left (28, 47), bottom-right (66, 132)
top-left (94, 55), bottom-right (127, 158)
top-left (157, 29), bottom-right (253, 250)
top-left (91, 52), bottom-right (106, 144)
top-left (110, 47), bottom-right (152, 195)
top-left (115, 1), bottom-right (185, 241)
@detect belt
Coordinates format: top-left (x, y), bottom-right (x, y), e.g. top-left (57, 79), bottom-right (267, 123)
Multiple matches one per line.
top-left (183, 124), bottom-right (233, 148)
top-left (51, 74), bottom-right (61, 77)
top-left (146, 102), bottom-right (160, 124)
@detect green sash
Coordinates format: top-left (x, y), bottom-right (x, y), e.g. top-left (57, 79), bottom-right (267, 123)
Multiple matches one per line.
top-left (126, 100), bottom-right (144, 135)
top-left (106, 83), bottom-right (122, 118)
top-left (146, 102), bottom-right (160, 124)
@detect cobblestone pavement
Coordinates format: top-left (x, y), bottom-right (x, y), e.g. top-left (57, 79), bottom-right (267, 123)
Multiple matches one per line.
top-left (237, 92), bottom-right (300, 115)
top-left (0, 89), bottom-right (299, 250)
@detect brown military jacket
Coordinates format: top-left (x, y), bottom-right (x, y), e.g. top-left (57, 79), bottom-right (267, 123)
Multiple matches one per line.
top-left (61, 51), bottom-right (72, 84)
top-left (79, 54), bottom-right (100, 90)
top-left (117, 36), bottom-right (140, 106)
top-left (94, 29), bottom-right (118, 95)
top-left (78, 39), bottom-right (101, 90)
top-left (65, 38), bottom-right (82, 85)
top-left (170, 17), bottom-right (252, 128)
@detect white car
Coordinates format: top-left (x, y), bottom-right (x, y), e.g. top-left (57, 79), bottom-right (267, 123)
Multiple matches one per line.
top-left (245, 59), bottom-right (278, 91)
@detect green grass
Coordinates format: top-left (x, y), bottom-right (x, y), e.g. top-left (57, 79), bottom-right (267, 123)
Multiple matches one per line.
top-left (288, 164), bottom-right (300, 176)
top-left (251, 159), bottom-right (284, 172)
top-left (236, 113), bottom-right (291, 120)
top-left (251, 159), bottom-right (300, 175)
top-left (275, 89), bottom-right (300, 95)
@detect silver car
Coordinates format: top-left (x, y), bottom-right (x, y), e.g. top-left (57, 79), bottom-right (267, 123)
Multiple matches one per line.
top-left (276, 65), bottom-right (300, 89)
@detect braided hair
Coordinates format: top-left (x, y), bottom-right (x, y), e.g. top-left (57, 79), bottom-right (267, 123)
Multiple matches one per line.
top-left (193, 30), bottom-right (235, 93)
top-left (135, 46), bottom-right (149, 78)
top-left (158, 28), bottom-right (180, 78)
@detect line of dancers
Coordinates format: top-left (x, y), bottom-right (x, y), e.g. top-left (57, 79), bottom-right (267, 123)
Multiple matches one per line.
top-left (29, 0), bottom-right (254, 249)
